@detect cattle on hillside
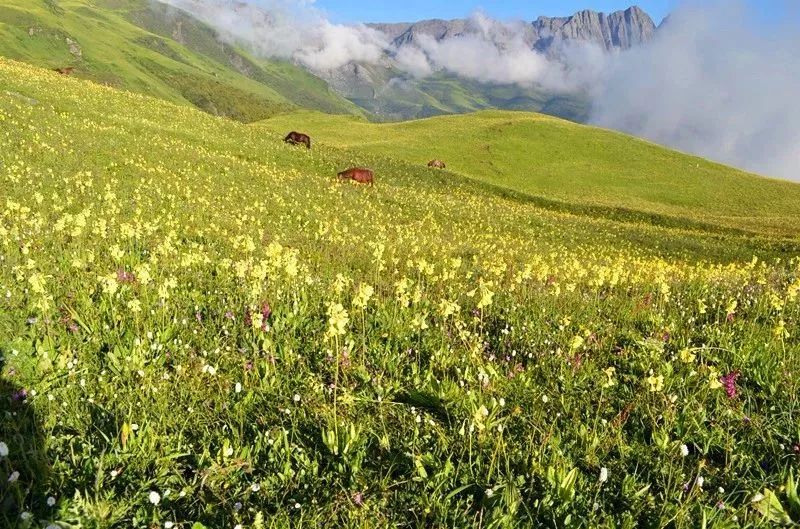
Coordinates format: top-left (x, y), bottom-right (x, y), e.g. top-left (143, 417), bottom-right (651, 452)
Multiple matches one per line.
top-left (284, 131), bottom-right (311, 149)
top-left (337, 167), bottom-right (374, 186)
top-left (427, 159), bottom-right (446, 169)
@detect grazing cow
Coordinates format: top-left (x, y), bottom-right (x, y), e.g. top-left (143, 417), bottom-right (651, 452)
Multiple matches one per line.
top-left (338, 167), bottom-right (374, 186)
top-left (427, 159), bottom-right (446, 169)
top-left (54, 67), bottom-right (75, 75)
top-left (284, 131), bottom-right (311, 149)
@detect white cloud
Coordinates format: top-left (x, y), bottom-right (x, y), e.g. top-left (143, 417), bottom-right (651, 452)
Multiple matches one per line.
top-left (589, 1), bottom-right (800, 181)
top-left (157, 0), bottom-right (388, 70)
top-left (393, 45), bottom-right (433, 78)
top-left (295, 20), bottom-right (388, 71)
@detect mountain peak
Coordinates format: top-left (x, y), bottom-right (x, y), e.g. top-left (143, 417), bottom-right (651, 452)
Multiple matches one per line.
top-left (532, 5), bottom-right (656, 51)
top-left (370, 6), bottom-right (655, 53)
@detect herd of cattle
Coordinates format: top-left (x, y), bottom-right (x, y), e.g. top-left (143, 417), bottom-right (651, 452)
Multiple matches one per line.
top-left (284, 131), bottom-right (445, 186)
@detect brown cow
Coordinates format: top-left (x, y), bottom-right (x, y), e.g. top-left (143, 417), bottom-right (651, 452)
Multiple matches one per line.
top-left (54, 67), bottom-right (75, 76)
top-left (427, 159), bottom-right (446, 169)
top-left (284, 131), bottom-right (311, 149)
top-left (338, 167), bottom-right (374, 186)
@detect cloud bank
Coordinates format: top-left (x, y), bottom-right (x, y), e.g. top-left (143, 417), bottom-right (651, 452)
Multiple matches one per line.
top-left (158, 0), bottom-right (389, 70)
top-left (157, 0), bottom-right (800, 181)
top-left (590, 1), bottom-right (800, 181)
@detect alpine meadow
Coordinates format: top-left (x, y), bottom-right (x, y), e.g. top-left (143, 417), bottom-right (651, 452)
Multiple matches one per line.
top-left (1, 2), bottom-right (800, 529)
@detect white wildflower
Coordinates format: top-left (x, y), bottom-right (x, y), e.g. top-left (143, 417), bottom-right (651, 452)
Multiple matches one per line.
top-left (149, 490), bottom-right (161, 505)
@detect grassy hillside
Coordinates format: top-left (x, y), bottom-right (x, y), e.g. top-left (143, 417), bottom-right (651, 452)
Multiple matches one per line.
top-left (0, 0), bottom-right (363, 122)
top-left (261, 111), bottom-right (800, 237)
top-left (1, 58), bottom-right (799, 528)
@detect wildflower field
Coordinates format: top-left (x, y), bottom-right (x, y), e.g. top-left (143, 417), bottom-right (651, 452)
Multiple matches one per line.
top-left (1, 57), bottom-right (799, 528)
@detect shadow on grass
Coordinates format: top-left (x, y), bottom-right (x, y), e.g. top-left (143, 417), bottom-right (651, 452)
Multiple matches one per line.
top-left (0, 357), bottom-right (49, 526)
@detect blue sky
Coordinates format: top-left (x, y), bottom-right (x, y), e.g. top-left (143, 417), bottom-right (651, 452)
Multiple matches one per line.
top-left (316, 1), bottom-right (678, 25)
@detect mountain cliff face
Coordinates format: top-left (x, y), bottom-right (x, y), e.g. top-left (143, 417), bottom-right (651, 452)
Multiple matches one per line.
top-left (369, 6), bottom-right (655, 55)
top-left (373, 19), bottom-right (471, 46)
top-left (531, 6), bottom-right (656, 52)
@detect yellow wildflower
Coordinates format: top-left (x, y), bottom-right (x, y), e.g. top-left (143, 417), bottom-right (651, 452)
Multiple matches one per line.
top-left (326, 302), bottom-right (349, 338)
top-left (352, 283), bottom-right (374, 310)
top-left (603, 367), bottom-right (616, 388)
top-left (679, 348), bottom-right (696, 363)
top-left (647, 374), bottom-right (664, 392)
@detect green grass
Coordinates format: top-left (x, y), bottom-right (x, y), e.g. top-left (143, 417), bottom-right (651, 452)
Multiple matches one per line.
top-left (0, 0), bottom-right (363, 122)
top-left (261, 110), bottom-right (800, 237)
top-left (1, 58), bottom-right (799, 529)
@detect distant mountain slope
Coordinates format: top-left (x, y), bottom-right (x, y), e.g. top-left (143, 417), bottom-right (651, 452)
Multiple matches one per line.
top-left (261, 110), bottom-right (800, 237)
top-left (0, 0), bottom-right (363, 122)
top-left (321, 63), bottom-right (591, 123)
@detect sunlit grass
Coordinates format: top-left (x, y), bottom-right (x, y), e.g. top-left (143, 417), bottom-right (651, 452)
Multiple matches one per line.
top-left (0, 58), bottom-right (798, 528)
top-left (261, 110), bottom-right (800, 237)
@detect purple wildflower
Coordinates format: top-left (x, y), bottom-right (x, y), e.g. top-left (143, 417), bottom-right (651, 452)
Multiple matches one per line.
top-left (11, 389), bottom-right (28, 402)
top-left (116, 269), bottom-right (136, 284)
top-left (720, 370), bottom-right (740, 399)
top-left (507, 363), bottom-right (525, 379)
top-left (352, 492), bottom-right (364, 507)
top-left (244, 302), bottom-right (272, 331)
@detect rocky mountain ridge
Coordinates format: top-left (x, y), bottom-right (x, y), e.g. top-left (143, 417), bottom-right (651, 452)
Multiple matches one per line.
top-left (368, 6), bottom-right (656, 55)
